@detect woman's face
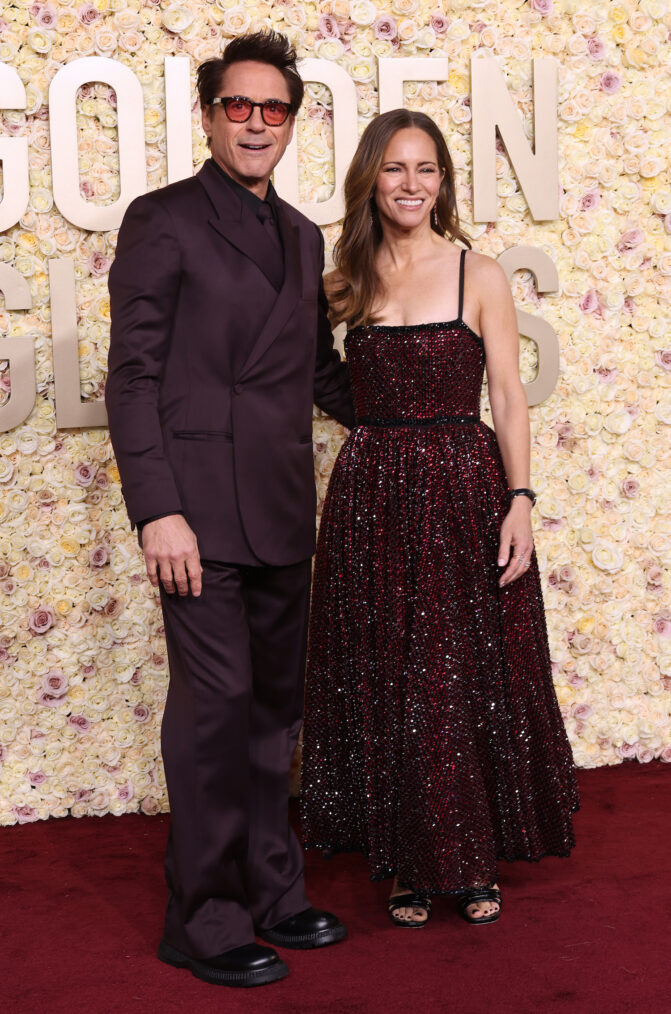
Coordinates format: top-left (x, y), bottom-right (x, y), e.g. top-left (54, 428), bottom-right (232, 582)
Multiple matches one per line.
top-left (373, 127), bottom-right (445, 230)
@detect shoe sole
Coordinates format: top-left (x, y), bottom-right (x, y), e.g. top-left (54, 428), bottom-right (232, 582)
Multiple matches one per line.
top-left (258, 924), bottom-right (348, 950)
top-left (158, 941), bottom-right (289, 988)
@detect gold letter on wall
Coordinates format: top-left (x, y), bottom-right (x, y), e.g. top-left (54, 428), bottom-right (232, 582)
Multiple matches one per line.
top-left (165, 56), bottom-right (193, 184)
top-left (49, 57), bottom-right (147, 231)
top-left (49, 259), bottom-right (107, 429)
top-left (472, 56), bottom-right (558, 222)
top-left (0, 265), bottom-right (34, 433)
top-left (274, 59), bottom-right (358, 226)
top-left (497, 246), bottom-right (560, 407)
top-left (378, 57), bottom-right (449, 113)
top-left (0, 65), bottom-right (29, 232)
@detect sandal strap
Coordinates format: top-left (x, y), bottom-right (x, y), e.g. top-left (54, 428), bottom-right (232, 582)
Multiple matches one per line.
top-left (388, 893), bottom-right (432, 913)
top-left (457, 886), bottom-right (502, 914)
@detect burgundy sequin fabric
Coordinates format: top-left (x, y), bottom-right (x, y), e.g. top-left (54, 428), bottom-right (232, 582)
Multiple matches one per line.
top-left (302, 280), bottom-right (579, 895)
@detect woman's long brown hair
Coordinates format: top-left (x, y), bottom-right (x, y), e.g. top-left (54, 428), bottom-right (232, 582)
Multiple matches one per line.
top-left (329, 109), bottom-right (471, 328)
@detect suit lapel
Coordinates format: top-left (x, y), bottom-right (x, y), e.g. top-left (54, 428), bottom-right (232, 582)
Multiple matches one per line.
top-left (237, 199), bottom-right (302, 381)
top-left (197, 161), bottom-right (281, 292)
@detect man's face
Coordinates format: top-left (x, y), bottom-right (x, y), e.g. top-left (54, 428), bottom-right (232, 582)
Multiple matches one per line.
top-left (202, 60), bottom-right (295, 194)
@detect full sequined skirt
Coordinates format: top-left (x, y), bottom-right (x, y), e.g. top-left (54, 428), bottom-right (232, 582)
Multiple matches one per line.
top-left (301, 422), bottom-right (579, 895)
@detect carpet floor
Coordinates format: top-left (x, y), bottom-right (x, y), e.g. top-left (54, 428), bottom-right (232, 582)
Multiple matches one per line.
top-left (2, 762), bottom-right (669, 1014)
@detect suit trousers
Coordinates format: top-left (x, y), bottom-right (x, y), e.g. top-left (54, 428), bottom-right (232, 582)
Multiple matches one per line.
top-left (159, 558), bottom-right (312, 958)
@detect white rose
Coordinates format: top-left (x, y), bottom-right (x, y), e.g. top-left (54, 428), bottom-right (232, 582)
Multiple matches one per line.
top-left (591, 541), bottom-right (625, 573)
top-left (349, 1), bottom-right (377, 27)
top-left (162, 6), bottom-right (195, 34)
top-left (221, 6), bottom-right (251, 35)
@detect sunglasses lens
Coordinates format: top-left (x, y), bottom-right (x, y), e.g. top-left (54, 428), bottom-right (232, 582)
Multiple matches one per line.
top-left (263, 102), bottom-right (289, 125)
top-left (224, 98), bottom-right (253, 121)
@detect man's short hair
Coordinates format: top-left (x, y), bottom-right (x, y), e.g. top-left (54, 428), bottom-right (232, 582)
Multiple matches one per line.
top-left (197, 31), bottom-right (304, 115)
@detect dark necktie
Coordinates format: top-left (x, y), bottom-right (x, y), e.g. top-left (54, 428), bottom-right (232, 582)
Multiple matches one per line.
top-left (256, 202), bottom-right (284, 290)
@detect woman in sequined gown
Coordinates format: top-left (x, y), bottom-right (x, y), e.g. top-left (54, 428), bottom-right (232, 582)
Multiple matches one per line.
top-left (301, 110), bottom-right (578, 927)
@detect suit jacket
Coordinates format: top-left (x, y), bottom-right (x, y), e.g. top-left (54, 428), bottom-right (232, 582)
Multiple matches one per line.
top-left (105, 160), bottom-right (354, 565)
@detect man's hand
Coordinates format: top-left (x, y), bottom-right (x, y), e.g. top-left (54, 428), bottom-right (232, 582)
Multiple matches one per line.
top-left (141, 515), bottom-right (202, 597)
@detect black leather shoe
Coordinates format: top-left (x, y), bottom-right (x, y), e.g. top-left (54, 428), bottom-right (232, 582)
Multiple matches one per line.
top-left (258, 907), bottom-right (347, 949)
top-left (157, 939), bottom-right (288, 988)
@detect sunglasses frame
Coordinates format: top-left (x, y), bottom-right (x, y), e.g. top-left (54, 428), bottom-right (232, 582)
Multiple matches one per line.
top-left (210, 95), bottom-right (292, 126)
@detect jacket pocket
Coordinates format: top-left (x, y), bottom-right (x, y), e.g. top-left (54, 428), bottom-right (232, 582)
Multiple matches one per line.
top-left (173, 430), bottom-right (233, 442)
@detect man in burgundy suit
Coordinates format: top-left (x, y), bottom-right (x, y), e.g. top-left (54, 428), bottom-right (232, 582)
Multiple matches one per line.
top-left (105, 32), bottom-right (353, 988)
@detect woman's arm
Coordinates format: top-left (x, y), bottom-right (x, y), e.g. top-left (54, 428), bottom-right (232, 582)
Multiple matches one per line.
top-left (474, 256), bottom-right (535, 587)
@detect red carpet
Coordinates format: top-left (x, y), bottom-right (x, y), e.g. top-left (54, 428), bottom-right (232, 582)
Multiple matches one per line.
top-left (2, 762), bottom-right (669, 1014)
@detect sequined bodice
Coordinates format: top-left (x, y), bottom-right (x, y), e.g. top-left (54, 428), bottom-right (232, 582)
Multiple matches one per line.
top-left (345, 319), bottom-right (485, 423)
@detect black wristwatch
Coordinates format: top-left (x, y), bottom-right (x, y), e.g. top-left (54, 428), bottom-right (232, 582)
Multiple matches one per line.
top-left (508, 488), bottom-right (537, 507)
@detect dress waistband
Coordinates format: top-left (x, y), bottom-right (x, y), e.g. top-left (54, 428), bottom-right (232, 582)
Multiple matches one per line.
top-left (356, 414), bottom-right (480, 428)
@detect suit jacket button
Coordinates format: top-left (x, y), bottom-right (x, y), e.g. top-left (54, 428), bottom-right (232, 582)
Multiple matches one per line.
top-left (233, 384), bottom-right (243, 395)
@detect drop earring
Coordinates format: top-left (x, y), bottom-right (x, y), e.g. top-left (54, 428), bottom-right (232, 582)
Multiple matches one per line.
top-left (432, 204), bottom-right (438, 229)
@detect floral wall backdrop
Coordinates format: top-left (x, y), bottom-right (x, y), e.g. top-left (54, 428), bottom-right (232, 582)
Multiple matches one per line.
top-left (0, 0), bottom-right (670, 825)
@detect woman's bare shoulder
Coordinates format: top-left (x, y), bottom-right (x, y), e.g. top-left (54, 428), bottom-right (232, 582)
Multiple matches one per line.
top-left (464, 249), bottom-right (509, 291)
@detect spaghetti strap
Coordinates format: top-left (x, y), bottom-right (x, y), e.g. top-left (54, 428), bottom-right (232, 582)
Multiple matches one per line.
top-left (457, 248), bottom-right (466, 320)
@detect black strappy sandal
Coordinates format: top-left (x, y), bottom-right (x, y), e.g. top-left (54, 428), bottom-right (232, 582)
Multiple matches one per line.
top-left (388, 892), bottom-right (432, 929)
top-left (457, 885), bottom-right (502, 925)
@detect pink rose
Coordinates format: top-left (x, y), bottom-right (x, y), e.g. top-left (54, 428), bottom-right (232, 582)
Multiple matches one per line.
top-left (542, 518), bottom-right (564, 530)
top-left (653, 617), bottom-right (671, 637)
top-left (374, 15), bottom-right (397, 40)
top-left (74, 462), bottom-right (96, 486)
top-left (133, 704), bottom-right (151, 723)
top-left (14, 805), bottom-right (39, 824)
top-left (587, 37), bottom-right (605, 60)
top-left (623, 297), bottom-right (635, 314)
top-left (82, 664), bottom-right (96, 676)
top-left (579, 190), bottom-right (599, 212)
top-left (559, 565), bottom-right (576, 583)
top-left (595, 365), bottom-right (618, 383)
top-left (317, 14), bottom-right (340, 38)
top-left (95, 471), bottom-right (110, 489)
top-left (571, 702), bottom-right (593, 720)
top-left (88, 251), bottom-right (111, 277)
top-left (141, 795), bottom-right (160, 816)
top-left (2, 579), bottom-right (16, 595)
top-left (79, 180), bottom-right (94, 199)
top-left (547, 570), bottom-right (560, 588)
top-left (617, 228), bottom-right (644, 253)
top-left (636, 746), bottom-right (654, 763)
top-left (29, 605), bottom-right (55, 634)
top-left (617, 742), bottom-right (637, 759)
top-left (579, 289), bottom-right (600, 314)
top-left (89, 546), bottom-right (108, 568)
top-left (103, 598), bottom-right (122, 618)
top-left (646, 565), bottom-right (664, 587)
top-left (118, 782), bottom-right (134, 802)
top-left (35, 4), bottom-right (57, 28)
top-left (621, 479), bottom-right (639, 498)
top-left (655, 350), bottom-right (671, 372)
top-left (28, 770), bottom-right (47, 785)
top-left (566, 672), bottom-right (586, 688)
top-left (75, 789), bottom-right (92, 801)
top-left (68, 714), bottom-right (92, 733)
top-left (41, 669), bottom-right (68, 697)
top-left (130, 671), bottom-right (143, 685)
top-left (660, 745), bottom-right (671, 763)
top-left (600, 71), bottom-right (622, 94)
top-left (531, 0), bottom-right (554, 14)
top-left (430, 13), bottom-right (448, 34)
top-left (78, 3), bottom-right (100, 25)
top-left (38, 692), bottom-right (63, 708)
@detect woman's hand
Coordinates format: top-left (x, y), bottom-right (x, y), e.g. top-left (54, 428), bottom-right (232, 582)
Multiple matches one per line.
top-left (497, 497), bottom-right (534, 587)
